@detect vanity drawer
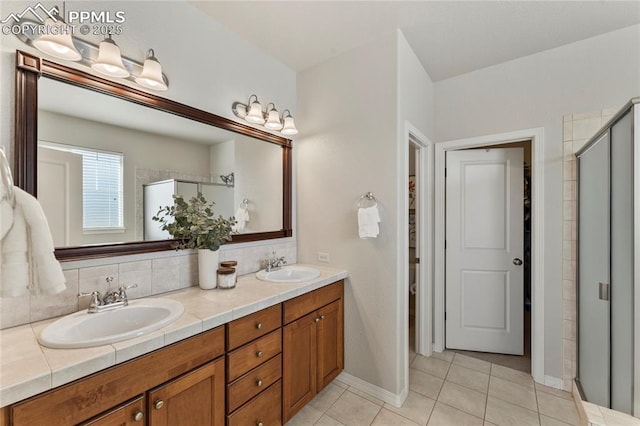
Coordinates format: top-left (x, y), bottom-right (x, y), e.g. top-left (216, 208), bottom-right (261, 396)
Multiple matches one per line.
top-left (227, 354), bottom-right (282, 413)
top-left (284, 281), bottom-right (344, 324)
top-left (227, 329), bottom-right (282, 382)
top-left (227, 380), bottom-right (282, 426)
top-left (227, 304), bottom-right (282, 351)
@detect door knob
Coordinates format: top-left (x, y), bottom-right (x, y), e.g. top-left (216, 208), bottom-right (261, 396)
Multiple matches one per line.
top-left (256, 322), bottom-right (263, 329)
top-left (513, 258), bottom-right (523, 266)
top-left (256, 379), bottom-right (263, 387)
top-left (133, 410), bottom-right (144, 422)
top-left (154, 399), bottom-right (164, 410)
top-left (256, 350), bottom-right (264, 358)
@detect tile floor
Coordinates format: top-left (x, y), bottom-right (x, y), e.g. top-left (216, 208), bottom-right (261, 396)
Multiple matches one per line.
top-left (286, 351), bottom-right (580, 426)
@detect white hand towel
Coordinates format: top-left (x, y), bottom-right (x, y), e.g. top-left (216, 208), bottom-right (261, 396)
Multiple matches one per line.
top-left (1, 187), bottom-right (66, 296)
top-left (358, 205), bottom-right (381, 239)
top-left (232, 207), bottom-right (249, 232)
top-left (0, 198), bottom-right (13, 240)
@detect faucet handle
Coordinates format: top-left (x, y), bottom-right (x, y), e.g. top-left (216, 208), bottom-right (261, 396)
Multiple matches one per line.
top-left (78, 291), bottom-right (102, 309)
top-left (117, 284), bottom-right (138, 303)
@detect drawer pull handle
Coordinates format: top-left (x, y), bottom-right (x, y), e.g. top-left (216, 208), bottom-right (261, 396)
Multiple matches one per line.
top-left (256, 322), bottom-right (263, 329)
top-left (320, 315), bottom-right (325, 320)
top-left (256, 379), bottom-right (263, 387)
top-left (315, 317), bottom-right (320, 323)
top-left (257, 422), bottom-right (264, 426)
top-left (133, 410), bottom-right (144, 422)
top-left (154, 399), bottom-right (164, 410)
top-left (256, 350), bottom-right (264, 358)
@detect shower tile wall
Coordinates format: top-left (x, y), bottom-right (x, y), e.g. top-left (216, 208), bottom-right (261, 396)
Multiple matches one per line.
top-left (0, 240), bottom-right (296, 330)
top-left (562, 107), bottom-right (618, 391)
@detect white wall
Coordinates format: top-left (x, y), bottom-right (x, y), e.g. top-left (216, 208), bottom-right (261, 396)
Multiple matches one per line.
top-left (434, 24), bottom-right (640, 379)
top-left (297, 30), bottom-right (433, 398)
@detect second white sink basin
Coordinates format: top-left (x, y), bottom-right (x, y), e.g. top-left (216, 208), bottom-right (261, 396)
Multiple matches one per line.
top-left (256, 265), bottom-right (321, 283)
top-left (38, 298), bottom-right (184, 349)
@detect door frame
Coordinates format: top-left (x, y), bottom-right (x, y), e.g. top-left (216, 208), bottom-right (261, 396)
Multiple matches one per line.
top-left (434, 127), bottom-right (545, 385)
top-left (399, 122), bottom-right (434, 402)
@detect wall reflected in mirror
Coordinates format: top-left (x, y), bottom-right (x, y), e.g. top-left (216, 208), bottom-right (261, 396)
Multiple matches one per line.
top-left (37, 77), bottom-right (283, 248)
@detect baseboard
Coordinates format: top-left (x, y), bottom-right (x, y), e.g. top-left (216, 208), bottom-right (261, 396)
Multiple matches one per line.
top-left (544, 375), bottom-right (564, 390)
top-left (336, 372), bottom-right (407, 408)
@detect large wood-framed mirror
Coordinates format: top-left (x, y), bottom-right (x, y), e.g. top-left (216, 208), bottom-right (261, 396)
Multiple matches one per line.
top-left (13, 50), bottom-right (292, 261)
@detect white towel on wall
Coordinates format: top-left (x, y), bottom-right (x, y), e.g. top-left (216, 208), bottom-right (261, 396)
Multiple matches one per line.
top-left (358, 205), bottom-right (381, 239)
top-left (232, 207), bottom-right (250, 232)
top-left (1, 187), bottom-right (66, 296)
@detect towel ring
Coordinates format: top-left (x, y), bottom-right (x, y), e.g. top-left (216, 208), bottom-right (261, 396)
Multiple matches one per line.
top-left (357, 192), bottom-right (377, 208)
top-left (0, 148), bottom-right (15, 207)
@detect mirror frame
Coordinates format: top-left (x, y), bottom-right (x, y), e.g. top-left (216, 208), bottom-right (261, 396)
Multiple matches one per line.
top-left (13, 50), bottom-right (293, 261)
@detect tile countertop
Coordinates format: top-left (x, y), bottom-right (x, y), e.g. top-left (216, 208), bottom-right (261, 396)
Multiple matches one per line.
top-left (0, 264), bottom-right (347, 408)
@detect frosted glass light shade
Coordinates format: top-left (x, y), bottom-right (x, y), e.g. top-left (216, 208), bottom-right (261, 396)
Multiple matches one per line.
top-left (92, 38), bottom-right (129, 78)
top-left (264, 109), bottom-right (283, 130)
top-left (135, 53), bottom-right (168, 91)
top-left (281, 115), bottom-right (298, 135)
top-left (246, 100), bottom-right (265, 124)
top-left (32, 18), bottom-right (81, 61)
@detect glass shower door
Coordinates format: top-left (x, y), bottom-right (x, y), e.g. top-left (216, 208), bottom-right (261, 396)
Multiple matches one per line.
top-left (577, 132), bottom-right (610, 407)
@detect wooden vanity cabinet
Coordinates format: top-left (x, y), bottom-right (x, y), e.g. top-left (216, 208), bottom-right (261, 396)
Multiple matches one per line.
top-left (9, 327), bottom-right (225, 426)
top-left (282, 281), bottom-right (344, 423)
top-left (225, 304), bottom-right (283, 426)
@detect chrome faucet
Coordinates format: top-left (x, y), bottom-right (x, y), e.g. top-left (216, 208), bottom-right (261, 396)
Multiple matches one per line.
top-left (78, 276), bottom-right (138, 313)
top-left (264, 251), bottom-right (287, 272)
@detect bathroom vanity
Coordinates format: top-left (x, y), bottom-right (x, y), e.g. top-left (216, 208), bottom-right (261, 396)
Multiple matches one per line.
top-left (0, 266), bottom-right (346, 426)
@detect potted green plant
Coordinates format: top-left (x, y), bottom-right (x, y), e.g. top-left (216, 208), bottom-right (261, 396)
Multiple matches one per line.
top-left (153, 192), bottom-right (235, 289)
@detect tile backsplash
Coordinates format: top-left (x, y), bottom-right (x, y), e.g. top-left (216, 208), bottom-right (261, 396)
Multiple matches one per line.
top-left (0, 240), bottom-right (296, 330)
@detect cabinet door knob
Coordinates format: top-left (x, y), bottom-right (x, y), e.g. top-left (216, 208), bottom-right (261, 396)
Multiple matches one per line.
top-left (257, 422), bottom-right (264, 426)
top-left (133, 410), bottom-right (144, 422)
top-left (256, 379), bottom-right (263, 387)
top-left (154, 399), bottom-right (164, 410)
top-left (256, 322), bottom-right (263, 329)
top-left (256, 350), bottom-right (264, 358)
top-left (320, 315), bottom-right (325, 320)
top-left (315, 317), bottom-right (320, 323)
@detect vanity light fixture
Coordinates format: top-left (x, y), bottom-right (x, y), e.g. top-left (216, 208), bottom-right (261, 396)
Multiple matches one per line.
top-left (135, 49), bottom-right (168, 92)
top-left (91, 35), bottom-right (130, 78)
top-left (232, 95), bottom-right (298, 136)
top-left (32, 17), bottom-right (82, 61)
top-left (11, 11), bottom-right (169, 91)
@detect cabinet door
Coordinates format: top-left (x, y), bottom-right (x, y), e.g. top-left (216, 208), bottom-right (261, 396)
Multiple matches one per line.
top-left (317, 299), bottom-right (344, 391)
top-left (283, 311), bottom-right (318, 423)
top-left (80, 396), bottom-right (145, 426)
top-left (147, 358), bottom-right (225, 426)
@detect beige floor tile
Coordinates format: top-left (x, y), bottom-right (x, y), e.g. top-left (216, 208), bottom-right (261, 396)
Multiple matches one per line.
top-left (410, 368), bottom-right (444, 400)
top-left (537, 392), bottom-right (580, 425)
top-left (446, 364), bottom-right (490, 394)
top-left (326, 390), bottom-right (382, 425)
top-left (309, 382), bottom-right (347, 412)
top-left (384, 391), bottom-right (434, 425)
top-left (600, 406), bottom-right (640, 426)
top-left (286, 404), bottom-right (325, 425)
top-left (431, 350), bottom-right (455, 363)
top-left (372, 408), bottom-right (421, 425)
top-left (484, 422), bottom-right (499, 426)
top-left (348, 386), bottom-right (384, 406)
top-left (485, 396), bottom-right (540, 426)
top-left (490, 364), bottom-right (534, 389)
top-left (438, 381), bottom-right (487, 419)
top-left (535, 383), bottom-right (573, 400)
top-left (410, 351), bottom-right (418, 365)
top-left (412, 355), bottom-right (451, 379)
top-left (333, 378), bottom-right (349, 389)
top-left (315, 414), bottom-right (345, 425)
top-left (427, 402), bottom-right (483, 426)
top-left (488, 376), bottom-right (537, 411)
top-left (540, 415), bottom-right (573, 426)
top-left (453, 354), bottom-right (491, 374)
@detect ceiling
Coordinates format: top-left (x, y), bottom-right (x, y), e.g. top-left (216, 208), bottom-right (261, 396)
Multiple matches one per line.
top-left (189, 1), bottom-right (640, 81)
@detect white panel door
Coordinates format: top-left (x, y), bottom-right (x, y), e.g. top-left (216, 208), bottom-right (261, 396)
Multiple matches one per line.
top-left (37, 147), bottom-right (83, 246)
top-left (446, 148), bottom-right (524, 355)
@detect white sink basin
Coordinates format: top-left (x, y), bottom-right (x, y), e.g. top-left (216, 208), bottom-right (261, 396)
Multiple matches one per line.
top-left (256, 265), bottom-right (321, 283)
top-left (38, 298), bottom-right (184, 349)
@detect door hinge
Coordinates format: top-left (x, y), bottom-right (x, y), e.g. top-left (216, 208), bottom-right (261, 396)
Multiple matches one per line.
top-left (444, 168), bottom-right (447, 178)
top-left (415, 257), bottom-right (420, 264)
top-left (444, 240), bottom-right (447, 249)
top-left (444, 312), bottom-right (447, 320)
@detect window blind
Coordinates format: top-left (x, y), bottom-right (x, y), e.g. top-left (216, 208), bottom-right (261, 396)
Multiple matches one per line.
top-left (81, 149), bottom-right (123, 229)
